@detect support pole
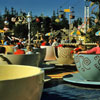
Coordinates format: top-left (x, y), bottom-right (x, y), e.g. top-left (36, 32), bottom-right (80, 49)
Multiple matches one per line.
top-left (84, 0), bottom-right (89, 34)
top-left (69, 7), bottom-right (71, 42)
top-left (27, 12), bottom-right (31, 45)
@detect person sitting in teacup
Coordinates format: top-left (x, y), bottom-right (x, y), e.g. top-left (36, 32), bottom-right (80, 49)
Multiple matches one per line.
top-left (14, 44), bottom-right (25, 55)
top-left (26, 45), bottom-right (33, 54)
top-left (41, 40), bottom-right (49, 46)
top-left (78, 41), bottom-right (100, 54)
top-left (71, 43), bottom-right (85, 54)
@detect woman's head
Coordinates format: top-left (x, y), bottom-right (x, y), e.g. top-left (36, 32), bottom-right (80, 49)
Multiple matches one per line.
top-left (17, 44), bottom-right (24, 49)
top-left (77, 43), bottom-right (86, 50)
top-left (96, 41), bottom-right (100, 46)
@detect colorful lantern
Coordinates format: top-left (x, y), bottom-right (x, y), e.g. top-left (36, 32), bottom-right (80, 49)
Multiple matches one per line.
top-left (36, 18), bottom-right (40, 22)
top-left (11, 17), bottom-right (16, 22)
top-left (55, 18), bottom-right (60, 23)
top-left (95, 31), bottom-right (100, 36)
top-left (4, 21), bottom-right (9, 25)
top-left (70, 30), bottom-right (81, 36)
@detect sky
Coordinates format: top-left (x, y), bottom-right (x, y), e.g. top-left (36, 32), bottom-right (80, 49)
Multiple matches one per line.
top-left (0, 0), bottom-right (87, 20)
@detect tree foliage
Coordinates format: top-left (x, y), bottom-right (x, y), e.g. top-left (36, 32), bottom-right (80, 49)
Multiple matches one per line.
top-left (73, 17), bottom-right (82, 28)
top-left (0, 8), bottom-right (69, 38)
top-left (86, 0), bottom-right (100, 42)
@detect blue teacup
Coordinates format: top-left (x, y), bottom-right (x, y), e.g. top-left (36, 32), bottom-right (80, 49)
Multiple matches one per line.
top-left (74, 54), bottom-right (100, 81)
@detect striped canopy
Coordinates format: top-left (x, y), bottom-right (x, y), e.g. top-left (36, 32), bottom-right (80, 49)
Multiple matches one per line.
top-left (95, 31), bottom-right (100, 36)
top-left (70, 30), bottom-right (81, 36)
top-left (45, 33), bottom-right (53, 36)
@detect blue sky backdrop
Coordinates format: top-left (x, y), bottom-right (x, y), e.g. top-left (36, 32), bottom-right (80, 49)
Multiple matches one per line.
top-left (0, 0), bottom-right (87, 20)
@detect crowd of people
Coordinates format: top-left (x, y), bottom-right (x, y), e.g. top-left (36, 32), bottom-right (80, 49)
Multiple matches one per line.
top-left (0, 34), bottom-right (100, 55)
top-left (70, 40), bottom-right (100, 55)
top-left (0, 35), bottom-right (61, 55)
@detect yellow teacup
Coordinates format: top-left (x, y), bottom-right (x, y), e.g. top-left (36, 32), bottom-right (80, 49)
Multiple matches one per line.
top-left (0, 65), bottom-right (44, 100)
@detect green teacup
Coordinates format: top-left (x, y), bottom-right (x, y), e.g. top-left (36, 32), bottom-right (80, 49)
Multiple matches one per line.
top-left (74, 54), bottom-right (100, 81)
top-left (0, 65), bottom-right (44, 100)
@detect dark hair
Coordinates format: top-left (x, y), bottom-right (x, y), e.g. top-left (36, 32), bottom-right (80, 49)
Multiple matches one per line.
top-left (18, 44), bottom-right (24, 49)
top-left (0, 47), bottom-right (6, 54)
top-left (26, 45), bottom-right (33, 51)
top-left (96, 41), bottom-right (100, 46)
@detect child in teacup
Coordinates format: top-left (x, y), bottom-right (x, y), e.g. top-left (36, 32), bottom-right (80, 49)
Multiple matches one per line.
top-left (26, 45), bottom-right (33, 54)
top-left (71, 43), bottom-right (85, 54)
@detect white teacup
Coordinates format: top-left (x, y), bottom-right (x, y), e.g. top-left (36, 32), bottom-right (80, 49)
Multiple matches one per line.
top-left (0, 65), bottom-right (44, 100)
top-left (41, 46), bottom-right (56, 61)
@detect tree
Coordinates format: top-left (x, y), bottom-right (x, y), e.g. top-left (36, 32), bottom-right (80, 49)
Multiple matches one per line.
top-left (43, 17), bottom-right (51, 33)
top-left (60, 12), bottom-right (69, 29)
top-left (81, 0), bottom-right (100, 42)
top-left (51, 10), bottom-right (57, 22)
top-left (88, 0), bottom-right (100, 20)
top-left (0, 14), bottom-right (4, 29)
top-left (73, 17), bottom-right (82, 28)
top-left (31, 16), bottom-right (42, 36)
top-left (14, 24), bottom-right (28, 38)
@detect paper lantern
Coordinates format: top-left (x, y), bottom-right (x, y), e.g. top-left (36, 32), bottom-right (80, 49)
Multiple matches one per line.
top-left (4, 21), bottom-right (9, 25)
top-left (55, 18), bottom-right (60, 23)
top-left (11, 17), bottom-right (16, 22)
top-left (36, 18), bottom-right (40, 22)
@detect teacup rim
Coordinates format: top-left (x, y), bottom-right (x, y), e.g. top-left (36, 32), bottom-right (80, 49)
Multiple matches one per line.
top-left (0, 64), bottom-right (44, 81)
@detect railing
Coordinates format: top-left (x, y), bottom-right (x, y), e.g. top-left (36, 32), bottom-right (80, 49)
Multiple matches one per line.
top-left (63, 43), bottom-right (96, 46)
top-left (32, 40), bottom-right (97, 46)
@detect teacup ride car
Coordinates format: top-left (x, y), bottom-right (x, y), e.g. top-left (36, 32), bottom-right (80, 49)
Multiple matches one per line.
top-left (22, 47), bottom-right (46, 67)
top-left (55, 47), bottom-right (74, 65)
top-left (32, 48), bottom-right (46, 67)
top-left (0, 65), bottom-right (44, 100)
top-left (40, 46), bottom-right (56, 61)
top-left (63, 54), bottom-right (100, 86)
top-left (0, 53), bottom-right (40, 67)
top-left (32, 48), bottom-right (52, 82)
top-left (40, 46), bottom-right (56, 70)
top-left (13, 47), bottom-right (51, 82)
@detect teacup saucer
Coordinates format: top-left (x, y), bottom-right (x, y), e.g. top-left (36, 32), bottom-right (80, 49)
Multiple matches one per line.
top-left (63, 73), bottom-right (100, 86)
top-left (40, 63), bottom-right (55, 70)
top-left (44, 76), bottom-right (51, 82)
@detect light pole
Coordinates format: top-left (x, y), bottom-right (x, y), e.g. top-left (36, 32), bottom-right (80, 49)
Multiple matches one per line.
top-left (84, 0), bottom-right (89, 34)
top-left (69, 7), bottom-right (75, 42)
top-left (27, 12), bottom-right (32, 45)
